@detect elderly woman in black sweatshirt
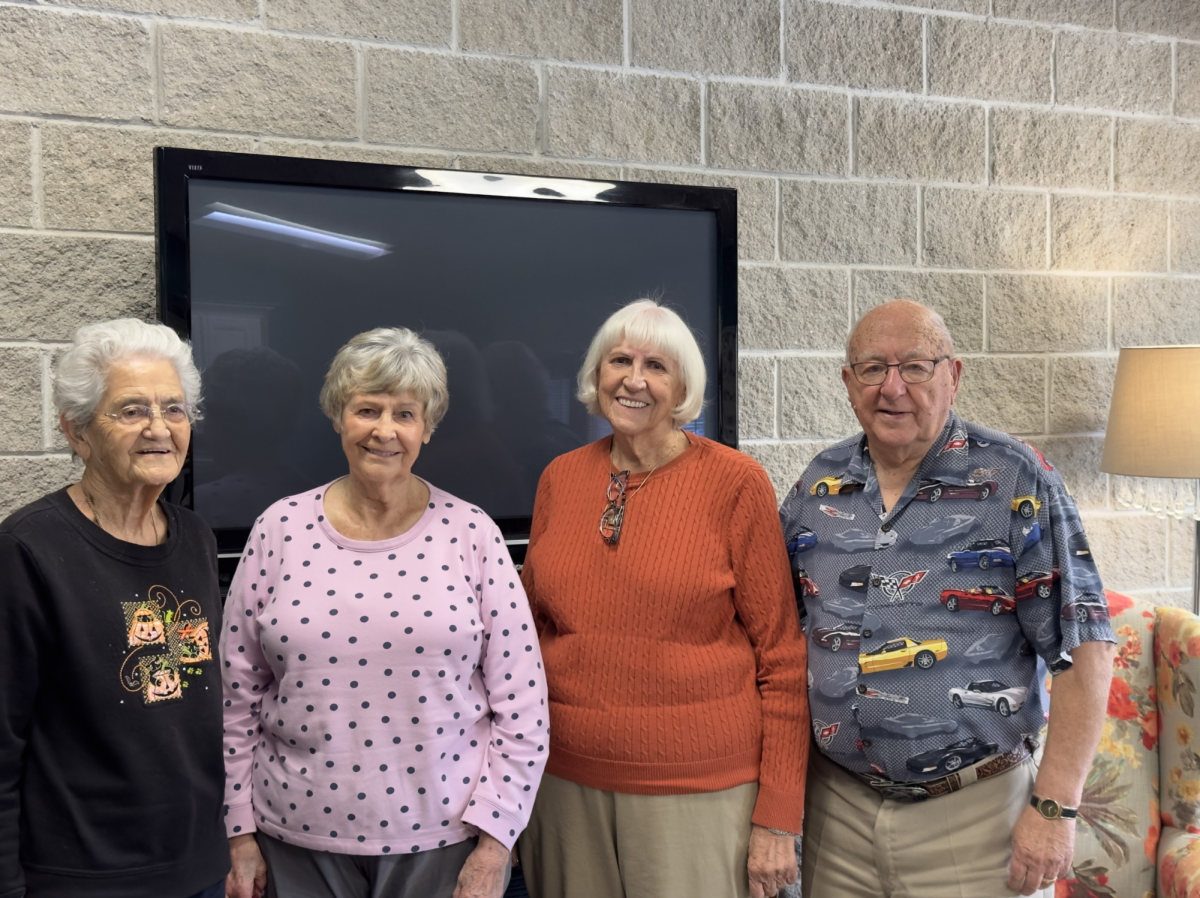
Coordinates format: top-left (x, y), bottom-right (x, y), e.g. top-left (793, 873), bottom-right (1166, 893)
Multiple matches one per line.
top-left (0, 318), bottom-right (227, 898)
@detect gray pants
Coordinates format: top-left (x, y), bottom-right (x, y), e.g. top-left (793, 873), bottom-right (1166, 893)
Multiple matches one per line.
top-left (257, 832), bottom-right (503, 898)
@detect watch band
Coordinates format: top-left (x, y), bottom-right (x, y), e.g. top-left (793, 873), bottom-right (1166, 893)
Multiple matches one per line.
top-left (1030, 795), bottom-right (1078, 819)
top-left (767, 827), bottom-right (800, 837)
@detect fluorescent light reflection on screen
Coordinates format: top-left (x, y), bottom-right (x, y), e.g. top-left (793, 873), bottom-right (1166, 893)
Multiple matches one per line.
top-left (195, 203), bottom-right (392, 258)
top-left (410, 170), bottom-right (619, 202)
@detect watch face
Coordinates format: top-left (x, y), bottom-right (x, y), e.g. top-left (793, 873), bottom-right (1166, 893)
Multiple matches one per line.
top-left (1038, 798), bottom-right (1062, 818)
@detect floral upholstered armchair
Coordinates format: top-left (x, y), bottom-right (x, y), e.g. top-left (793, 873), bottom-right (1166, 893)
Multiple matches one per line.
top-left (1054, 592), bottom-right (1200, 898)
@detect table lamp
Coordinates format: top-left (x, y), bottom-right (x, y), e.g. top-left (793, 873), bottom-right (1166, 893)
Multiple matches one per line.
top-left (1100, 345), bottom-right (1200, 614)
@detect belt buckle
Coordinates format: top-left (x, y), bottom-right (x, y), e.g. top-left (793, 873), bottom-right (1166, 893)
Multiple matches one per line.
top-left (878, 782), bottom-right (931, 802)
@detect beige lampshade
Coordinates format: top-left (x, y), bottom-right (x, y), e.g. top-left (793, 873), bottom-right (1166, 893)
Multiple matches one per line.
top-left (1101, 345), bottom-right (1200, 478)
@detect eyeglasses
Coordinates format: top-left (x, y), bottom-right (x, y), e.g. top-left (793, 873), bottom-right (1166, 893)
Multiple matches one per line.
top-left (846, 356), bottom-right (952, 386)
top-left (102, 404), bottom-right (192, 427)
top-left (599, 472), bottom-right (628, 545)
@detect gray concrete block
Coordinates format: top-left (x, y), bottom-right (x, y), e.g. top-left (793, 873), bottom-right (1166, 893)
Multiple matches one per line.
top-left (739, 266), bottom-right (849, 351)
top-left (1118, 0), bottom-right (1200, 40)
top-left (856, 98), bottom-right (984, 184)
top-left (1113, 278), bottom-right (1200, 346)
top-left (1176, 43), bottom-right (1200, 119)
top-left (161, 26), bottom-right (356, 139)
top-left (0, 349), bottom-right (45, 453)
top-left (924, 188), bottom-right (1046, 270)
top-left (266, 0), bottom-right (448, 44)
top-left (1049, 355), bottom-right (1117, 434)
top-left (47, 0), bottom-right (255, 19)
top-left (1124, 587), bottom-right (1193, 610)
top-left (1083, 512), bottom-right (1168, 592)
top-left (1170, 516), bottom-right (1194, 588)
top-left (739, 355), bottom-right (776, 439)
top-left (1172, 201), bottom-right (1200, 274)
top-left (40, 125), bottom-right (254, 233)
top-left (1051, 196), bottom-right (1167, 272)
top-left (781, 180), bottom-right (917, 266)
top-left (546, 67), bottom-right (700, 165)
top-left (992, 0), bottom-right (1113, 28)
top-left (1115, 119), bottom-right (1200, 196)
top-left (954, 357), bottom-right (1046, 435)
top-left (623, 168), bottom-right (776, 261)
top-left (0, 235), bottom-right (155, 341)
top-left (707, 82), bottom-right (846, 175)
top-left (990, 109), bottom-right (1110, 191)
top-left (1028, 436), bottom-right (1108, 510)
top-left (1056, 31), bottom-right (1171, 115)
top-left (779, 356), bottom-right (858, 439)
top-left (987, 275), bottom-right (1108, 352)
top-left (368, 51), bottom-right (538, 153)
top-left (928, 18), bottom-right (1052, 104)
top-left (632, 0), bottom-right (778, 77)
top-left (786, 0), bottom-right (922, 92)
top-left (739, 440), bottom-right (833, 505)
top-left (0, 7), bottom-right (151, 122)
top-left (0, 456), bottom-right (82, 520)
top-left (460, 0), bottom-right (620, 62)
top-left (854, 270), bottom-right (984, 353)
top-left (0, 121), bottom-right (31, 228)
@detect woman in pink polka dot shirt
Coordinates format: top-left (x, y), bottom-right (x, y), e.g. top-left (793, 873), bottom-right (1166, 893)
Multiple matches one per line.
top-left (221, 328), bottom-right (548, 898)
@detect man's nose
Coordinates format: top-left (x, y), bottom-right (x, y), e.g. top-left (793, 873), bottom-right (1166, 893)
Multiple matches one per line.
top-left (879, 365), bottom-right (908, 396)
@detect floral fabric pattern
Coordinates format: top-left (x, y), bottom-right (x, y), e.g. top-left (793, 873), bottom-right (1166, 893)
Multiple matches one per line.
top-left (1055, 596), bottom-right (1200, 898)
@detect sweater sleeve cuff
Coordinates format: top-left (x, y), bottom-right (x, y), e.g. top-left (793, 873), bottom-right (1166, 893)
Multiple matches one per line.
top-left (750, 783), bottom-right (805, 835)
top-left (224, 801), bottom-right (258, 839)
top-left (461, 796), bottom-right (525, 851)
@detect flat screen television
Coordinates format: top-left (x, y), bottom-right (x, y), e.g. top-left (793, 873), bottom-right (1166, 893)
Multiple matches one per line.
top-left (154, 148), bottom-right (738, 560)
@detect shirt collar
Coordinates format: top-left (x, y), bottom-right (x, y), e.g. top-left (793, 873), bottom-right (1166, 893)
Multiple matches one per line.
top-left (841, 412), bottom-right (973, 487)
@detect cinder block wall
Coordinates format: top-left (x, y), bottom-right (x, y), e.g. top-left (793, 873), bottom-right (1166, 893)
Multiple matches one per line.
top-left (2, 0), bottom-right (1198, 605)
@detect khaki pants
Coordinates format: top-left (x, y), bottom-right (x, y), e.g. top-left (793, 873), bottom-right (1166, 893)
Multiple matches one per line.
top-left (803, 749), bottom-right (1055, 898)
top-left (518, 772), bottom-right (759, 898)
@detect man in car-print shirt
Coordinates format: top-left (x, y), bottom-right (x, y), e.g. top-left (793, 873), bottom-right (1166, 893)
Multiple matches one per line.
top-left (780, 300), bottom-right (1116, 898)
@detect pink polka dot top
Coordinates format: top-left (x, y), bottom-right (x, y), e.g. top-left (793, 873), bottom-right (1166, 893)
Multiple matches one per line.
top-left (220, 479), bottom-right (549, 855)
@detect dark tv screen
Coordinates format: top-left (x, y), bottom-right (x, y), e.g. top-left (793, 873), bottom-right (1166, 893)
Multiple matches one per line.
top-left (156, 151), bottom-right (737, 552)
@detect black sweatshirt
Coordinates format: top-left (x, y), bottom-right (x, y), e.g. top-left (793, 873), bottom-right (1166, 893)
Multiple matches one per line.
top-left (0, 489), bottom-right (228, 898)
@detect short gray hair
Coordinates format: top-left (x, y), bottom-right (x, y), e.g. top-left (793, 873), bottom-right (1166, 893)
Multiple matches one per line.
top-left (577, 299), bottom-right (706, 427)
top-left (846, 299), bottom-right (956, 362)
top-left (319, 327), bottom-right (449, 432)
top-left (54, 318), bottom-right (203, 428)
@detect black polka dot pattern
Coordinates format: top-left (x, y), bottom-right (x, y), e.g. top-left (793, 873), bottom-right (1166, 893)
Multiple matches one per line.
top-left (220, 482), bottom-right (548, 854)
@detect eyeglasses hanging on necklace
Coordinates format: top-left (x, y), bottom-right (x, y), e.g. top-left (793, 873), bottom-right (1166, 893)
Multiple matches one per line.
top-left (599, 464), bottom-right (660, 546)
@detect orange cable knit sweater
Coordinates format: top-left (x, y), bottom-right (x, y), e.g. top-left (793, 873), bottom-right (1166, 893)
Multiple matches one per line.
top-left (521, 432), bottom-right (810, 832)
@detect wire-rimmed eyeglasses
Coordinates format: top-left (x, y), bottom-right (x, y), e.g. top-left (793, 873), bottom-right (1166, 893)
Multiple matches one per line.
top-left (101, 404), bottom-right (193, 427)
top-left (599, 472), bottom-right (629, 545)
top-left (846, 356), bottom-right (952, 386)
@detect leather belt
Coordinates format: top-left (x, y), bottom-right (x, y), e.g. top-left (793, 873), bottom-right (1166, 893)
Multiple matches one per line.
top-left (850, 737), bottom-right (1039, 803)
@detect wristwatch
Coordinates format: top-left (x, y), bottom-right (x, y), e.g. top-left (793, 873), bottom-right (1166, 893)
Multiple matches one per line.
top-left (1030, 795), bottom-right (1078, 819)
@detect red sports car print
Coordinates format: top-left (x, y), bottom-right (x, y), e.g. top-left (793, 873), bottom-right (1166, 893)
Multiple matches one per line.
top-left (1061, 599), bottom-right (1110, 623)
top-left (940, 586), bottom-right (1017, 615)
top-left (1014, 569), bottom-right (1060, 601)
top-left (812, 624), bottom-right (861, 653)
top-left (914, 480), bottom-right (1001, 503)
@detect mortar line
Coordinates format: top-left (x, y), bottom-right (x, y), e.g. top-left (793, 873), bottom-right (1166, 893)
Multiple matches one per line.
top-left (700, 81), bottom-right (709, 167)
top-left (1045, 193), bottom-right (1053, 269)
top-left (28, 124), bottom-right (42, 230)
top-left (1172, 41), bottom-right (1178, 117)
top-left (1109, 117), bottom-right (1116, 191)
top-left (1106, 276), bottom-right (1114, 350)
top-left (41, 352), bottom-right (53, 451)
top-left (150, 22), bottom-right (162, 125)
top-left (916, 185), bottom-right (925, 265)
top-left (773, 358), bottom-right (782, 440)
top-left (450, 0), bottom-right (459, 52)
top-left (0, 451), bottom-right (74, 460)
top-left (1168, 199), bottom-right (1175, 272)
top-left (1043, 357), bottom-right (1051, 438)
top-left (774, 179), bottom-right (783, 262)
top-left (981, 274), bottom-right (989, 351)
top-left (983, 106), bottom-right (991, 186)
top-left (847, 95), bottom-right (857, 177)
top-left (778, 0), bottom-right (788, 81)
top-left (1050, 31), bottom-right (1057, 106)
top-left (536, 63), bottom-right (548, 156)
top-left (846, 269), bottom-right (856, 333)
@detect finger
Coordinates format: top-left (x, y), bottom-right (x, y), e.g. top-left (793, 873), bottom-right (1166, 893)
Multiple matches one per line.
top-left (1006, 859), bottom-right (1028, 893)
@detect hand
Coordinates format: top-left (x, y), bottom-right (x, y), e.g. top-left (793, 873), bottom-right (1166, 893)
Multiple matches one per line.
top-left (1006, 806), bottom-right (1076, 895)
top-left (747, 824), bottom-right (799, 898)
top-left (453, 833), bottom-right (511, 898)
top-left (226, 834), bottom-right (268, 898)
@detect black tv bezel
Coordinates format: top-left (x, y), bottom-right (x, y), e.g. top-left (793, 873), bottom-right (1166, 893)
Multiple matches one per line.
top-left (154, 147), bottom-right (739, 557)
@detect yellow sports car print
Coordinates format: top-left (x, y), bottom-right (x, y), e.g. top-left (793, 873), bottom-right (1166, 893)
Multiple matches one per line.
top-left (810, 476), bottom-right (862, 498)
top-left (859, 637), bottom-right (949, 673)
top-left (1012, 495), bottom-right (1042, 519)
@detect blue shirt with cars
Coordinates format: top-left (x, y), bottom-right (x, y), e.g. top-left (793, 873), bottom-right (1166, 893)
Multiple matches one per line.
top-left (779, 412), bottom-right (1117, 783)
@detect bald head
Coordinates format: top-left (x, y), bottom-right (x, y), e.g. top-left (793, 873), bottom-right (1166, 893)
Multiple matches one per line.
top-left (846, 299), bottom-right (955, 364)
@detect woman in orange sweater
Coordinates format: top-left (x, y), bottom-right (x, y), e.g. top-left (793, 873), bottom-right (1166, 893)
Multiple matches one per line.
top-left (517, 300), bottom-right (809, 898)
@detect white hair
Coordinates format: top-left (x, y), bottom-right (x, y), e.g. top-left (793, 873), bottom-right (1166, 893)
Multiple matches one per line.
top-left (54, 318), bottom-right (203, 428)
top-left (319, 327), bottom-right (449, 432)
top-left (576, 299), bottom-right (706, 427)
